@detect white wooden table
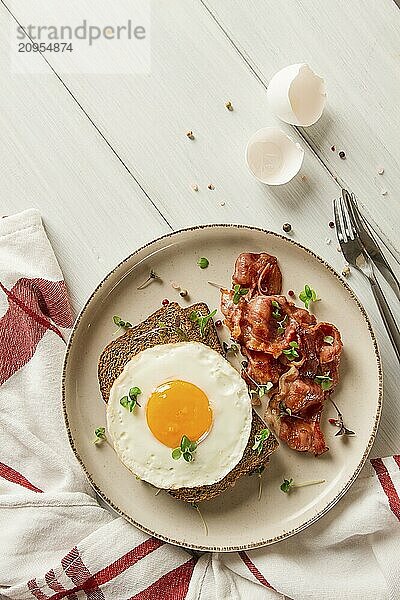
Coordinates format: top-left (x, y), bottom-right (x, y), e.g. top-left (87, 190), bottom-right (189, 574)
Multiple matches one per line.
top-left (1, 0), bottom-right (399, 459)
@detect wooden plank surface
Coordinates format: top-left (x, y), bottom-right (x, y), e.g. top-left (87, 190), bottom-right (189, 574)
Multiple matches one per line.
top-left (2, 0), bottom-right (399, 456)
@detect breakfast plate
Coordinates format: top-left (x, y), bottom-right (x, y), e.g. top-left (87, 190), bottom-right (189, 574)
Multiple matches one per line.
top-left (62, 225), bottom-right (382, 551)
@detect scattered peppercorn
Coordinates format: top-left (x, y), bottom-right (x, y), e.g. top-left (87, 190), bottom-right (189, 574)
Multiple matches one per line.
top-left (179, 289), bottom-right (188, 297)
top-left (329, 418), bottom-right (337, 425)
top-left (331, 145), bottom-right (336, 152)
top-left (225, 101), bottom-right (233, 111)
top-left (329, 221), bottom-right (335, 229)
top-left (208, 183), bottom-right (215, 190)
top-left (283, 223), bottom-right (292, 233)
top-left (162, 298), bottom-right (170, 306)
top-left (381, 189), bottom-right (388, 196)
top-left (338, 151), bottom-right (346, 159)
top-left (215, 319), bottom-right (222, 328)
top-left (288, 290), bottom-right (295, 297)
top-left (186, 131), bottom-right (195, 140)
top-left (191, 183), bottom-right (199, 192)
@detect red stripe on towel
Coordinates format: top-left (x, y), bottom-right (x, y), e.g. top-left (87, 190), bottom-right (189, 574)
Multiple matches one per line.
top-left (129, 557), bottom-right (197, 600)
top-left (0, 278), bottom-right (73, 385)
top-left (46, 538), bottom-right (164, 599)
top-left (0, 462), bottom-right (43, 493)
top-left (238, 551), bottom-right (275, 590)
top-left (371, 457), bottom-right (400, 521)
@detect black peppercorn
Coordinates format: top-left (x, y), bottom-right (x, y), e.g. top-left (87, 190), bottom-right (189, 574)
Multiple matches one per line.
top-left (339, 151), bottom-right (346, 159)
top-left (283, 223), bottom-right (292, 233)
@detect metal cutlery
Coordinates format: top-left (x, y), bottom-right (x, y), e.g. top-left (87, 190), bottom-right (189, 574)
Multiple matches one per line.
top-left (342, 190), bottom-right (400, 301)
top-left (333, 193), bottom-right (400, 362)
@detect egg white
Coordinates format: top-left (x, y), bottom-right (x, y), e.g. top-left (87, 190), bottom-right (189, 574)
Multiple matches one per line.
top-left (106, 341), bottom-right (252, 489)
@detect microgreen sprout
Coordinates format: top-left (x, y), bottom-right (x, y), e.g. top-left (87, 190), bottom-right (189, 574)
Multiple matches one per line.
top-left (197, 257), bottom-right (209, 269)
top-left (120, 387), bottom-right (141, 412)
top-left (189, 309), bottom-right (217, 337)
top-left (315, 373), bottom-right (333, 391)
top-left (299, 284), bottom-right (319, 309)
top-left (172, 435), bottom-right (197, 462)
top-left (252, 428), bottom-right (271, 455)
top-left (137, 269), bottom-right (160, 290)
top-left (156, 321), bottom-right (188, 341)
top-left (282, 341), bottom-right (299, 361)
top-left (113, 315), bottom-right (132, 333)
top-left (191, 502), bottom-right (208, 536)
top-left (329, 398), bottom-right (355, 437)
top-left (277, 314), bottom-right (288, 335)
top-left (232, 284), bottom-right (249, 305)
top-left (280, 477), bottom-right (325, 493)
top-left (249, 465), bottom-right (265, 500)
top-left (93, 427), bottom-right (107, 444)
top-left (279, 402), bottom-right (292, 417)
top-left (223, 341), bottom-right (239, 355)
top-left (241, 364), bottom-right (273, 401)
top-left (324, 335), bottom-right (334, 345)
top-left (271, 300), bottom-right (281, 319)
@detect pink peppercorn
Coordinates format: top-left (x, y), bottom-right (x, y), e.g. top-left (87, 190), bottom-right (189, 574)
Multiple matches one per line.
top-left (288, 290), bottom-right (295, 297)
top-left (215, 319), bottom-right (222, 328)
top-left (162, 298), bottom-right (169, 306)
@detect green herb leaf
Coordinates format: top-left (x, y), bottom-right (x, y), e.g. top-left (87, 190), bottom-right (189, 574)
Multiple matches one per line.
top-left (232, 284), bottom-right (249, 305)
top-left (298, 284), bottom-right (319, 309)
top-left (315, 373), bottom-right (333, 391)
top-left (189, 309), bottom-right (217, 337)
top-left (120, 396), bottom-right (129, 409)
top-left (172, 448), bottom-right (182, 460)
top-left (113, 315), bottom-right (132, 329)
top-left (271, 300), bottom-right (280, 308)
top-left (180, 435), bottom-right (191, 452)
top-left (252, 428), bottom-right (270, 455)
top-left (197, 257), bottom-right (209, 269)
top-left (173, 436), bottom-right (197, 462)
top-left (258, 382), bottom-right (273, 397)
top-left (120, 387), bottom-right (141, 412)
top-left (324, 335), bottom-right (334, 345)
top-left (93, 427), bottom-right (107, 444)
top-left (280, 478), bottom-right (294, 493)
top-left (282, 344), bottom-right (300, 361)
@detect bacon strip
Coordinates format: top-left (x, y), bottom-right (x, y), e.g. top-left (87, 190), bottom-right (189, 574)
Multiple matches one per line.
top-left (221, 252), bottom-right (342, 456)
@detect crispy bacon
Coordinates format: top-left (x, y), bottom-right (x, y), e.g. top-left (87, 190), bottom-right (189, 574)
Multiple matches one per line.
top-left (221, 252), bottom-right (342, 456)
top-left (233, 252), bottom-right (282, 297)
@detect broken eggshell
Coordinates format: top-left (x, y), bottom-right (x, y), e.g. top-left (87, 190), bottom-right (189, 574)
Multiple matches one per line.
top-left (246, 127), bottom-right (304, 185)
top-left (267, 64), bottom-right (326, 126)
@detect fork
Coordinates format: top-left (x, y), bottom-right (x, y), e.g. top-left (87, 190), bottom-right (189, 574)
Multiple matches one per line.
top-left (333, 194), bottom-right (400, 362)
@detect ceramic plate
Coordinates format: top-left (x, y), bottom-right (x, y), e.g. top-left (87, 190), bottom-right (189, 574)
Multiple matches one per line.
top-left (62, 225), bottom-right (382, 551)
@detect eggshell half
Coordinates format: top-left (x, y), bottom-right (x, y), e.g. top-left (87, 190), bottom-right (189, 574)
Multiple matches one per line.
top-left (246, 127), bottom-right (304, 185)
top-left (267, 64), bottom-right (326, 126)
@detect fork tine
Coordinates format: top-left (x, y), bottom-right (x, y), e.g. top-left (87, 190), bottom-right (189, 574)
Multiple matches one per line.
top-left (333, 197), bottom-right (346, 244)
top-left (340, 190), bottom-right (356, 241)
top-left (341, 190), bottom-right (359, 240)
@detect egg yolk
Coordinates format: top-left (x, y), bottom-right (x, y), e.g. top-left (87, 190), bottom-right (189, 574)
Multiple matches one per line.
top-left (146, 380), bottom-right (213, 448)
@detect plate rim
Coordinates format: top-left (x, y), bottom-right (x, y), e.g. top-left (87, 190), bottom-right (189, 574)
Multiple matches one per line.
top-left (62, 223), bottom-right (383, 552)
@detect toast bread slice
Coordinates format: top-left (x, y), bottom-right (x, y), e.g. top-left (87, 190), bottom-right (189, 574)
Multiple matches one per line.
top-left (98, 301), bottom-right (278, 502)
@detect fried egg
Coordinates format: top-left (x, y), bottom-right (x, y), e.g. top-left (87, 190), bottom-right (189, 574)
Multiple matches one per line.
top-left (106, 341), bottom-right (252, 489)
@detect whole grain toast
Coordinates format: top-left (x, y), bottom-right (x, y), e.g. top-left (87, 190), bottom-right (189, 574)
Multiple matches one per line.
top-left (98, 301), bottom-right (279, 503)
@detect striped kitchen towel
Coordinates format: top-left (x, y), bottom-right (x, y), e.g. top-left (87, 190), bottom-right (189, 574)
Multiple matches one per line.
top-left (0, 210), bottom-right (398, 600)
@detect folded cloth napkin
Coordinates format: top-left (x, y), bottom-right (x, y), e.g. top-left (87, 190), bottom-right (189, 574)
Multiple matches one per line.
top-left (0, 210), bottom-right (399, 600)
